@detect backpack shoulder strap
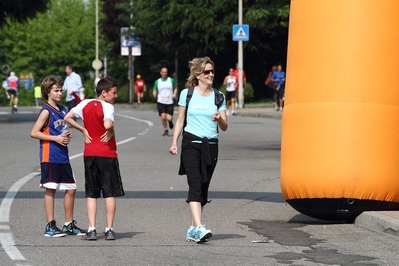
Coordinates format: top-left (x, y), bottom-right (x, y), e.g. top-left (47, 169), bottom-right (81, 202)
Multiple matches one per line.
top-left (213, 88), bottom-right (224, 110)
top-left (186, 87), bottom-right (194, 106)
top-left (183, 87), bottom-right (194, 131)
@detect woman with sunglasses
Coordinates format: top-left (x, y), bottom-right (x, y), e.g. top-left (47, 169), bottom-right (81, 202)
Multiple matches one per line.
top-left (169, 56), bottom-right (228, 243)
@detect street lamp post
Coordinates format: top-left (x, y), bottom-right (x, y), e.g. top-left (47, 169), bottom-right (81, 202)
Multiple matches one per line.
top-left (95, 0), bottom-right (99, 78)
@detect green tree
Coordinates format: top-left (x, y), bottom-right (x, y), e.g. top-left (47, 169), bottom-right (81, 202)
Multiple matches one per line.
top-left (101, 0), bottom-right (290, 101)
top-left (0, 0), bottom-right (97, 106)
top-left (0, 0), bottom-right (50, 29)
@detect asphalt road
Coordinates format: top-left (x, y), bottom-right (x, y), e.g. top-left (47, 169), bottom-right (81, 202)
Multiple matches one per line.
top-left (0, 106), bottom-right (398, 266)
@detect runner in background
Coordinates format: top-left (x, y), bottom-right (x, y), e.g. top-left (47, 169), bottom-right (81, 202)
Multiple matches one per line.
top-left (134, 74), bottom-right (146, 104)
top-left (6, 71), bottom-right (19, 111)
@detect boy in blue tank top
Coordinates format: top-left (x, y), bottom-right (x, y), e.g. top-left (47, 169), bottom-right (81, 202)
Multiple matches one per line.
top-left (30, 76), bottom-right (85, 237)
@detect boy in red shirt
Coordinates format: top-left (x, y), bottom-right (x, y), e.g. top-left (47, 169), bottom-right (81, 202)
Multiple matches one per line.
top-left (64, 76), bottom-right (125, 241)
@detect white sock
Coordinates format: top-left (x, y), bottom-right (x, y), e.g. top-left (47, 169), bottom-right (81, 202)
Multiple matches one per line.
top-left (64, 221), bottom-right (72, 226)
top-left (88, 227), bottom-right (96, 232)
top-left (105, 227), bottom-right (113, 232)
top-left (189, 226), bottom-right (195, 230)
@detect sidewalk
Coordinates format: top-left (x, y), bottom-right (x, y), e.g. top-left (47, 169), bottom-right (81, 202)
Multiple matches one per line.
top-left (232, 105), bottom-right (283, 119)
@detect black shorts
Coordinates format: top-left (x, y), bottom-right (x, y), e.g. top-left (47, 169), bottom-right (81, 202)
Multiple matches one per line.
top-left (84, 156), bottom-right (125, 198)
top-left (274, 84), bottom-right (285, 100)
top-left (157, 102), bottom-right (174, 116)
top-left (226, 91), bottom-right (236, 101)
top-left (7, 89), bottom-right (18, 97)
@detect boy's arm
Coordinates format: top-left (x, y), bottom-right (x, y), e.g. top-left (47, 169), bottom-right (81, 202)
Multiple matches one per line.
top-left (100, 119), bottom-right (114, 142)
top-left (64, 111), bottom-right (92, 143)
top-left (30, 110), bottom-right (70, 146)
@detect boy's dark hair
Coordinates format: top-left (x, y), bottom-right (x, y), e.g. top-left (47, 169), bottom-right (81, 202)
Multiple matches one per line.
top-left (41, 76), bottom-right (63, 100)
top-left (96, 76), bottom-right (118, 97)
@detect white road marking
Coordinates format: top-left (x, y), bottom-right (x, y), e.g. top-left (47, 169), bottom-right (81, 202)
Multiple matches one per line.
top-left (0, 113), bottom-right (151, 264)
top-left (0, 173), bottom-right (40, 223)
top-left (0, 233), bottom-right (26, 261)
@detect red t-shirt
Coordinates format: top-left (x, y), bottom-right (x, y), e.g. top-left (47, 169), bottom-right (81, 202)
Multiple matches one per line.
top-left (71, 99), bottom-right (117, 158)
top-left (134, 79), bottom-right (145, 89)
top-left (233, 69), bottom-right (246, 90)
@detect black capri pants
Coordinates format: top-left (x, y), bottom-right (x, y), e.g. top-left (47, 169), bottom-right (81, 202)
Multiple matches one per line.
top-left (181, 142), bottom-right (218, 206)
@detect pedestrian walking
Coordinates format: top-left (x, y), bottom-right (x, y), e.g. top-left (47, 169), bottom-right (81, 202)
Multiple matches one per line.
top-left (264, 65), bottom-right (277, 107)
top-left (34, 84), bottom-right (42, 107)
top-left (152, 67), bottom-right (178, 136)
top-left (223, 68), bottom-right (237, 116)
top-left (271, 63), bottom-right (286, 111)
top-left (169, 56), bottom-right (228, 243)
top-left (64, 65), bottom-right (83, 111)
top-left (134, 74), bottom-right (146, 104)
top-left (5, 71), bottom-right (19, 111)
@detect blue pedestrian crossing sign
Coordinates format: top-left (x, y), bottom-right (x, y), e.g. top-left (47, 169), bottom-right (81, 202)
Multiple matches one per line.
top-left (232, 24), bottom-right (249, 41)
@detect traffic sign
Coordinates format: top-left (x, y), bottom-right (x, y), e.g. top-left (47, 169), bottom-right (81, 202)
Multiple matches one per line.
top-left (92, 59), bottom-right (103, 70)
top-left (233, 24), bottom-right (249, 41)
top-left (121, 27), bottom-right (142, 56)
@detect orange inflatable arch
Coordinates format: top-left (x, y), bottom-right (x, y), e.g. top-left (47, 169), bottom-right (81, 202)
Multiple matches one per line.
top-left (280, 0), bottom-right (399, 220)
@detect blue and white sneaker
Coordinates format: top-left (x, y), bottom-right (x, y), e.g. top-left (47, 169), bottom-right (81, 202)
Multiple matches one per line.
top-left (44, 220), bottom-right (67, 237)
top-left (186, 228), bottom-right (196, 242)
top-left (195, 225), bottom-right (212, 243)
top-left (62, 220), bottom-right (86, 235)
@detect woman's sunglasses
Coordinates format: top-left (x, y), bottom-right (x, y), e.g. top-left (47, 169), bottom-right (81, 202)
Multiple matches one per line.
top-left (203, 69), bottom-right (214, 75)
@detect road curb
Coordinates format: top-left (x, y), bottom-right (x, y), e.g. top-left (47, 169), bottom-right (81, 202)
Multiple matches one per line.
top-left (355, 211), bottom-right (399, 237)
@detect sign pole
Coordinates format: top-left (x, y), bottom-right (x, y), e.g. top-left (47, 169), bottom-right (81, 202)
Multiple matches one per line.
top-left (95, 0), bottom-right (99, 78)
top-left (128, 46), bottom-right (133, 104)
top-left (238, 0), bottom-right (244, 109)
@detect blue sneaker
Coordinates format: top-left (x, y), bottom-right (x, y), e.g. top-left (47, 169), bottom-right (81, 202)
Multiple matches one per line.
top-left (62, 220), bottom-right (86, 235)
top-left (186, 228), bottom-right (196, 242)
top-left (44, 220), bottom-right (67, 237)
top-left (195, 225), bottom-right (212, 243)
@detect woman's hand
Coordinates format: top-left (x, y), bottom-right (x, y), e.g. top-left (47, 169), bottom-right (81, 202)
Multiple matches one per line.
top-left (169, 144), bottom-right (178, 155)
top-left (212, 112), bottom-right (221, 121)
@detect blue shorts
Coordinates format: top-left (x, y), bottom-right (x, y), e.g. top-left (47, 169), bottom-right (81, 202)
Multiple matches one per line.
top-left (40, 163), bottom-right (77, 190)
top-left (84, 156), bottom-right (125, 198)
top-left (7, 89), bottom-right (18, 97)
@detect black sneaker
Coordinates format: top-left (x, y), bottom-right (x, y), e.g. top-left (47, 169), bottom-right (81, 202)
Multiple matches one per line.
top-left (105, 229), bottom-right (116, 240)
top-left (62, 220), bottom-right (86, 235)
top-left (81, 229), bottom-right (97, 240)
top-left (168, 120), bottom-right (174, 129)
top-left (162, 130), bottom-right (169, 137)
top-left (44, 220), bottom-right (67, 237)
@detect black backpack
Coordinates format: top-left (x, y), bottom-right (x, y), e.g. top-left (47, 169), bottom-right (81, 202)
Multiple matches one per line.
top-left (183, 87), bottom-right (224, 130)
